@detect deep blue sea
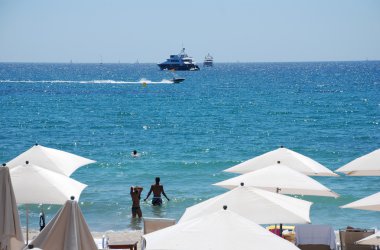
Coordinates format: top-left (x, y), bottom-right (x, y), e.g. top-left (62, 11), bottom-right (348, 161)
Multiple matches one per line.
top-left (0, 62), bottom-right (379, 232)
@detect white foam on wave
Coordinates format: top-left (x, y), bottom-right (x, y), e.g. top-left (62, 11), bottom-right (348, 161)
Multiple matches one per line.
top-left (80, 80), bottom-right (133, 84)
top-left (0, 79), bottom-right (176, 85)
top-left (0, 80), bottom-right (77, 83)
top-left (138, 78), bottom-right (174, 84)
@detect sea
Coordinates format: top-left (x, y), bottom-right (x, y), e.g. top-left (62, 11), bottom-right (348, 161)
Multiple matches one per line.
top-left (0, 61), bottom-right (379, 232)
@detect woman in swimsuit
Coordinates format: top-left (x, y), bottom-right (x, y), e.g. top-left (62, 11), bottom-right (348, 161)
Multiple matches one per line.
top-left (130, 186), bottom-right (143, 218)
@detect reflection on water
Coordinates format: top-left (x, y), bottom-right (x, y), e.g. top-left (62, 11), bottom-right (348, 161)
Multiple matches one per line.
top-left (151, 205), bottom-right (165, 218)
top-left (130, 217), bottom-right (142, 230)
top-left (128, 204), bottom-right (168, 230)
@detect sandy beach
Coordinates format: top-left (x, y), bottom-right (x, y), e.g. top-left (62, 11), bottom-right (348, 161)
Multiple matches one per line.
top-left (26, 229), bottom-right (144, 250)
top-left (92, 230), bottom-right (143, 249)
top-left (24, 228), bottom-right (349, 250)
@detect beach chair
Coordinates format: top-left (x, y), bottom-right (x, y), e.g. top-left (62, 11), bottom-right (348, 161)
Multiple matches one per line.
top-left (298, 245), bottom-right (331, 250)
top-left (339, 229), bottom-right (376, 250)
top-left (295, 225), bottom-right (337, 250)
top-left (143, 217), bottom-right (176, 234)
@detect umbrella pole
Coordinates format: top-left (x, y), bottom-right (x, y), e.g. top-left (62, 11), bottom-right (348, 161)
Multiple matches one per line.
top-left (26, 204), bottom-right (29, 245)
top-left (275, 187), bottom-right (283, 237)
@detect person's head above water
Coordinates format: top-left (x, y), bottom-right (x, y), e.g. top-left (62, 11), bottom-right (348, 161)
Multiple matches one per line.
top-left (155, 177), bottom-right (160, 184)
top-left (131, 150), bottom-right (140, 158)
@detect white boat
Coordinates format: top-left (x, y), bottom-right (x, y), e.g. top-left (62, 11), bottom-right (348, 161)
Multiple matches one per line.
top-left (203, 53), bottom-right (213, 67)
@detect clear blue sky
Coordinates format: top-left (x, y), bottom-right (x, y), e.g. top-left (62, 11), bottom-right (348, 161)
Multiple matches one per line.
top-left (0, 0), bottom-right (379, 63)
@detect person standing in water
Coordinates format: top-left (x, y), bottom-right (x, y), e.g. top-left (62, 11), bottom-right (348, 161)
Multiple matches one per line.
top-left (130, 186), bottom-right (143, 218)
top-left (144, 177), bottom-right (170, 206)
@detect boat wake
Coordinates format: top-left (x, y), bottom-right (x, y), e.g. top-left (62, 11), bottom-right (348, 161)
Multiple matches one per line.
top-left (0, 79), bottom-right (177, 85)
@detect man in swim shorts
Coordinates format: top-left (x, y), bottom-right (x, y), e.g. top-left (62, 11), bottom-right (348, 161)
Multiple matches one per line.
top-left (130, 186), bottom-right (143, 218)
top-left (144, 177), bottom-right (170, 206)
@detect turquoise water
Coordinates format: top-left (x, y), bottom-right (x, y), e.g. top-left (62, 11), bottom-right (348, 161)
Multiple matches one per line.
top-left (0, 62), bottom-right (379, 231)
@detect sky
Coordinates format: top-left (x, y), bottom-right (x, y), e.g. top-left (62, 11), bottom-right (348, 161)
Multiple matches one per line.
top-left (0, 0), bottom-right (379, 63)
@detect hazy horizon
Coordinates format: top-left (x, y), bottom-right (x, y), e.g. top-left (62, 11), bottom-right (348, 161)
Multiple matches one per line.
top-left (1, 0), bottom-right (379, 63)
top-left (1, 59), bottom-right (380, 64)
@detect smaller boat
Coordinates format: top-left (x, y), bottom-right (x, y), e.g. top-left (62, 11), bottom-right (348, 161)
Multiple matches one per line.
top-left (203, 53), bottom-right (213, 67)
top-left (170, 77), bottom-right (185, 83)
top-left (167, 71), bottom-right (185, 83)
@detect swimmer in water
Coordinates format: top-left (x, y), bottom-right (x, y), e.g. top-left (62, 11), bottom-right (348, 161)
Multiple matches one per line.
top-left (131, 150), bottom-right (140, 158)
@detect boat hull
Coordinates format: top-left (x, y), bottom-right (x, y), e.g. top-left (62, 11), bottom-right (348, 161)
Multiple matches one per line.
top-left (171, 78), bottom-right (185, 83)
top-left (158, 64), bottom-right (200, 71)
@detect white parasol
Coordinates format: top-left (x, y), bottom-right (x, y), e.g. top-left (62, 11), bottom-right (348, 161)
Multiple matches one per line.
top-left (340, 191), bottom-right (380, 211)
top-left (356, 231), bottom-right (380, 246)
top-left (179, 184), bottom-right (312, 224)
top-left (28, 198), bottom-right (97, 250)
top-left (215, 163), bottom-right (339, 197)
top-left (10, 162), bottom-right (87, 205)
top-left (143, 207), bottom-right (301, 250)
top-left (0, 166), bottom-right (24, 249)
top-left (7, 144), bottom-right (95, 176)
top-left (224, 146), bottom-right (338, 176)
top-left (9, 161), bottom-right (87, 244)
top-left (335, 149), bottom-right (380, 176)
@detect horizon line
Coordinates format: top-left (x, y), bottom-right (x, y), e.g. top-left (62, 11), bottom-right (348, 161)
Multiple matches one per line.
top-left (0, 59), bottom-right (379, 64)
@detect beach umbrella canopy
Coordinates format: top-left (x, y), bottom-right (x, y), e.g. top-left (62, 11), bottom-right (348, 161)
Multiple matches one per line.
top-left (10, 162), bottom-right (87, 205)
top-left (214, 164), bottom-right (339, 197)
top-left (224, 146), bottom-right (338, 176)
top-left (29, 198), bottom-right (97, 250)
top-left (335, 149), bottom-right (380, 176)
top-left (179, 185), bottom-right (312, 224)
top-left (143, 207), bottom-right (301, 250)
top-left (0, 166), bottom-right (24, 250)
top-left (356, 231), bottom-right (380, 246)
top-left (340, 191), bottom-right (380, 211)
top-left (7, 144), bottom-right (95, 176)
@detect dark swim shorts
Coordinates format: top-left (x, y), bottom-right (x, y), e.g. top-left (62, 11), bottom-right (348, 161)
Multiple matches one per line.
top-left (152, 197), bottom-right (162, 206)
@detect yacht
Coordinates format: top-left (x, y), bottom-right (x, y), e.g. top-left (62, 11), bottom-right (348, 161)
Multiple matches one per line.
top-left (203, 53), bottom-right (213, 67)
top-left (158, 48), bottom-right (200, 71)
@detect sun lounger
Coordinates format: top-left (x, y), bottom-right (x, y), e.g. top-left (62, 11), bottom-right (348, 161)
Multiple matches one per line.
top-left (295, 224), bottom-right (337, 250)
top-left (298, 245), bottom-right (331, 250)
top-left (108, 240), bottom-right (138, 250)
top-left (143, 217), bottom-right (176, 234)
top-left (339, 229), bottom-right (375, 250)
